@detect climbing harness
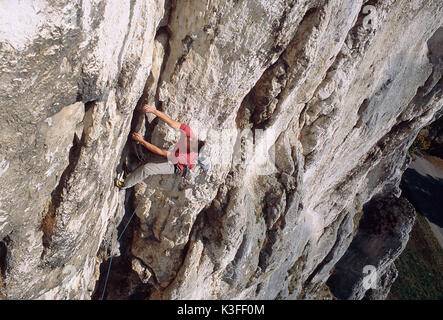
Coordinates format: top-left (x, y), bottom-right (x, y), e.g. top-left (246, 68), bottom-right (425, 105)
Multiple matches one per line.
top-left (174, 164), bottom-right (190, 181)
top-left (100, 176), bottom-right (153, 300)
top-left (174, 157), bottom-right (210, 182)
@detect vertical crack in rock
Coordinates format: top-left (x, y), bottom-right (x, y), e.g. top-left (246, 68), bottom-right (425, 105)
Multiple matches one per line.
top-left (116, 0), bottom-right (136, 93)
top-left (91, 3), bottom-right (175, 299)
top-left (128, 25), bottom-right (172, 161)
top-left (355, 98), bottom-right (370, 128)
top-left (92, 190), bottom-right (154, 300)
top-left (285, 241), bottom-right (311, 296)
top-left (263, 0), bottom-right (299, 65)
top-left (257, 182), bottom-right (286, 273)
top-left (152, 28), bottom-right (171, 107)
top-left (40, 126), bottom-right (84, 259)
top-left (38, 100), bottom-right (97, 262)
top-left (236, 5), bottom-right (322, 132)
top-left (91, 96), bottom-right (151, 299)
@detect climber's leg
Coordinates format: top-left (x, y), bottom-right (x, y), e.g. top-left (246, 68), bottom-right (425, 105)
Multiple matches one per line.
top-left (118, 161), bottom-right (174, 189)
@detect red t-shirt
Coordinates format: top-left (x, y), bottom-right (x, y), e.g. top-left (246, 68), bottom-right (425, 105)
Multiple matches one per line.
top-left (170, 123), bottom-right (197, 170)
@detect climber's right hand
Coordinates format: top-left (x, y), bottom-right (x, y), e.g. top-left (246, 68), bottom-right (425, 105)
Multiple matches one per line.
top-left (143, 105), bottom-right (156, 114)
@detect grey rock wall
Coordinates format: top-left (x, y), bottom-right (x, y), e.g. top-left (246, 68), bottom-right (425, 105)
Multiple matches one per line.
top-left (0, 0), bottom-right (442, 299)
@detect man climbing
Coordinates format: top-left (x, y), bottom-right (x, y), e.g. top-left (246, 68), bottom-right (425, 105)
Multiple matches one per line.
top-left (115, 105), bottom-right (198, 189)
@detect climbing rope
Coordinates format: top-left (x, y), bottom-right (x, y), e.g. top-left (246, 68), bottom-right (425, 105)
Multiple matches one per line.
top-left (100, 176), bottom-right (152, 300)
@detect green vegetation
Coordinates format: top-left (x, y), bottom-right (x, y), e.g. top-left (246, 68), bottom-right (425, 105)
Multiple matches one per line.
top-left (409, 131), bottom-right (431, 157)
top-left (315, 283), bottom-right (335, 300)
top-left (0, 266), bottom-right (5, 299)
top-left (388, 213), bottom-right (443, 300)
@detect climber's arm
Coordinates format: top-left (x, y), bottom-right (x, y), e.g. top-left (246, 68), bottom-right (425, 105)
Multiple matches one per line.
top-left (140, 140), bottom-right (169, 158)
top-left (143, 105), bottom-right (181, 130)
top-left (130, 133), bottom-right (169, 158)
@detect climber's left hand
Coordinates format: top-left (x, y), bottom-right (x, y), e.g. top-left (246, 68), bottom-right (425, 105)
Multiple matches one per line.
top-left (130, 132), bottom-right (144, 143)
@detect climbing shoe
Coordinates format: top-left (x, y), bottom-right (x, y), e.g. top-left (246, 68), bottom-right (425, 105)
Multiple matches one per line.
top-left (115, 178), bottom-right (125, 189)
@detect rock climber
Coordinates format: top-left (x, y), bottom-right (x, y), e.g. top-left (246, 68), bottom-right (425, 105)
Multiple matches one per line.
top-left (115, 105), bottom-right (202, 189)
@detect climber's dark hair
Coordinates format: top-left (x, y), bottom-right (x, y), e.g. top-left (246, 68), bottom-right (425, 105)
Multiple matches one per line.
top-left (188, 137), bottom-right (206, 154)
top-left (198, 139), bottom-right (205, 153)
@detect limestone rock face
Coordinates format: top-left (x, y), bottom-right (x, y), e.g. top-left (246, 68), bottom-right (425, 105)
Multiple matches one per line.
top-left (0, 0), bottom-right (442, 299)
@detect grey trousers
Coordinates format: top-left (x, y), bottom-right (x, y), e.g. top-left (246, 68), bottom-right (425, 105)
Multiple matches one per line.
top-left (123, 162), bottom-right (175, 189)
